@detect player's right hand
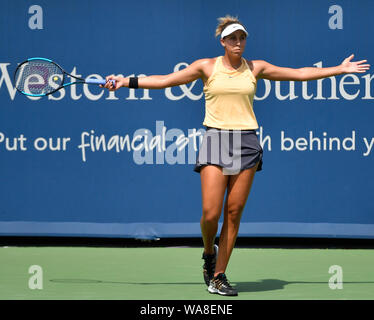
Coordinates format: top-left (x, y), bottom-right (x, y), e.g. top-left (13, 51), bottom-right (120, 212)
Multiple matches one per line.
top-left (101, 75), bottom-right (125, 91)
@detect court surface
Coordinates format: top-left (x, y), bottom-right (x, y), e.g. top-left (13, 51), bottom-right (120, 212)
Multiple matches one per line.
top-left (1, 246), bottom-right (373, 300)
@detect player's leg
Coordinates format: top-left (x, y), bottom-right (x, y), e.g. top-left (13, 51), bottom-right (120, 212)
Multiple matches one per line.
top-left (208, 163), bottom-right (258, 296)
top-left (200, 165), bottom-right (228, 285)
top-left (215, 163), bottom-right (258, 275)
top-left (200, 165), bottom-right (229, 254)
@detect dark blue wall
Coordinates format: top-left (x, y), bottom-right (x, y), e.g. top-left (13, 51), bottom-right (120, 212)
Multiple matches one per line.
top-left (1, 0), bottom-right (373, 239)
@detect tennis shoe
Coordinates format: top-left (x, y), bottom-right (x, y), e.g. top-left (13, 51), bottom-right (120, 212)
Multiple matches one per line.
top-left (208, 273), bottom-right (238, 296)
top-left (202, 244), bottom-right (218, 286)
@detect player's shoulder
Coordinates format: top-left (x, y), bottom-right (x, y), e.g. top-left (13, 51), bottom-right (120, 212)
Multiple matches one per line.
top-left (188, 58), bottom-right (217, 75)
top-left (245, 59), bottom-right (271, 74)
top-left (245, 59), bottom-right (268, 68)
top-left (192, 57), bottom-right (217, 67)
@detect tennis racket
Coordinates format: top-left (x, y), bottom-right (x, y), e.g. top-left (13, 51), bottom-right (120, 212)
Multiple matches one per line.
top-left (14, 57), bottom-right (114, 97)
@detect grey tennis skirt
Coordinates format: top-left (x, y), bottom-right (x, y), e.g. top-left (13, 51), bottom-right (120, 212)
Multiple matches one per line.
top-left (194, 127), bottom-right (263, 175)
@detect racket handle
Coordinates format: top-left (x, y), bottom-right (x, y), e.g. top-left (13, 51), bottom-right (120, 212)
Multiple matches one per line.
top-left (85, 78), bottom-right (115, 86)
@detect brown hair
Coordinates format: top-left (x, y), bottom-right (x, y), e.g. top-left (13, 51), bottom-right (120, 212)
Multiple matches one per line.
top-left (215, 15), bottom-right (243, 38)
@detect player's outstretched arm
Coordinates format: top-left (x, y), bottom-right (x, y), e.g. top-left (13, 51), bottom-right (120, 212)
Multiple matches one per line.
top-left (102, 59), bottom-right (210, 90)
top-left (254, 54), bottom-right (370, 81)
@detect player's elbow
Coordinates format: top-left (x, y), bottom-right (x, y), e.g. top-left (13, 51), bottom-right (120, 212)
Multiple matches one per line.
top-left (294, 68), bottom-right (307, 81)
top-left (297, 68), bottom-right (322, 81)
top-left (161, 74), bottom-right (180, 88)
top-left (151, 76), bottom-right (171, 89)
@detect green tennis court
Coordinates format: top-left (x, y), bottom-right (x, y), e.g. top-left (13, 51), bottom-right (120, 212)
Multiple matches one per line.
top-left (1, 246), bottom-right (373, 300)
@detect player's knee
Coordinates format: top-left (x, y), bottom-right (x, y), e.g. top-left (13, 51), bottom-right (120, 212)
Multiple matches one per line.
top-left (201, 208), bottom-right (220, 226)
top-left (227, 204), bottom-right (244, 223)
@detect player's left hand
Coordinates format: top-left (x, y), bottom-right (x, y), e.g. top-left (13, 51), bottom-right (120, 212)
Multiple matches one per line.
top-left (341, 54), bottom-right (370, 73)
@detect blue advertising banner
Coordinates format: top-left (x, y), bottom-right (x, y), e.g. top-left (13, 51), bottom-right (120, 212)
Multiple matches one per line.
top-left (0, 0), bottom-right (373, 239)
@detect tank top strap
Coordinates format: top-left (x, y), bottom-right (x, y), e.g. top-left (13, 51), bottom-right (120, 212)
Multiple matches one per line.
top-left (212, 56), bottom-right (223, 76)
top-left (204, 57), bottom-right (223, 87)
top-left (242, 58), bottom-right (257, 82)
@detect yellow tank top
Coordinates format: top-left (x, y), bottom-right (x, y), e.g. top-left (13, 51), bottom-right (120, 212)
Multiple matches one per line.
top-left (203, 56), bottom-right (259, 130)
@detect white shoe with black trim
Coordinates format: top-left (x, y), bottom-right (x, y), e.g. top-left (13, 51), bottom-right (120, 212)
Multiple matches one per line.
top-left (208, 273), bottom-right (238, 296)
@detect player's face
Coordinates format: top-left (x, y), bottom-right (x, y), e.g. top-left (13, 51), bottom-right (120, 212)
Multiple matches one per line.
top-left (221, 30), bottom-right (247, 56)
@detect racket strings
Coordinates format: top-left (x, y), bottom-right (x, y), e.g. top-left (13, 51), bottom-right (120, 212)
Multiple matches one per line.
top-left (15, 60), bottom-right (64, 95)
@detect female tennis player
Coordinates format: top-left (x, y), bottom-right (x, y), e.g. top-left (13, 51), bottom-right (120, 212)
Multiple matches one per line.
top-left (102, 16), bottom-right (370, 296)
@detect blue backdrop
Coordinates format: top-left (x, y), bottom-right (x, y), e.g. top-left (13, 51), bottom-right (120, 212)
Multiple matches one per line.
top-left (1, 0), bottom-right (373, 239)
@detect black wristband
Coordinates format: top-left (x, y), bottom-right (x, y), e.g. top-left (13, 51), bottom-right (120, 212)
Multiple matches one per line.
top-left (129, 77), bottom-right (139, 89)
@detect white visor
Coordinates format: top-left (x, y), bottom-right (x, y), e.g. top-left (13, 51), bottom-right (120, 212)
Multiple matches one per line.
top-left (221, 23), bottom-right (248, 39)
